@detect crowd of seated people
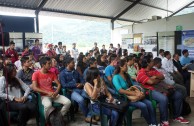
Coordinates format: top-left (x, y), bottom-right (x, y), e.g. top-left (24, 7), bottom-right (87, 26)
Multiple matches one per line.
top-left (0, 40), bottom-right (192, 126)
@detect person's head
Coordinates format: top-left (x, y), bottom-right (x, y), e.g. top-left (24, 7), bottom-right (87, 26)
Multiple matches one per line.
top-left (58, 42), bottom-right (62, 48)
top-left (85, 52), bottom-right (90, 59)
top-left (182, 49), bottom-right (189, 57)
top-left (94, 42), bottom-right (97, 47)
top-left (123, 49), bottom-right (128, 56)
top-left (127, 55), bottom-right (135, 66)
top-left (102, 44), bottom-right (105, 49)
top-left (24, 46), bottom-right (29, 51)
top-left (63, 45), bottom-right (66, 51)
top-left (9, 41), bottom-right (15, 50)
top-left (72, 43), bottom-right (76, 48)
top-left (173, 53), bottom-right (180, 61)
top-left (89, 50), bottom-right (93, 57)
top-left (39, 57), bottom-right (52, 71)
top-left (141, 49), bottom-right (145, 55)
top-left (21, 56), bottom-right (31, 68)
top-left (78, 55), bottom-right (86, 63)
top-left (66, 57), bottom-right (75, 70)
top-left (109, 54), bottom-right (118, 66)
top-left (110, 43), bottom-right (113, 48)
top-left (115, 59), bottom-right (128, 74)
top-left (3, 63), bottom-right (17, 79)
top-left (4, 56), bottom-right (11, 65)
top-left (18, 54), bottom-right (22, 60)
top-left (138, 53), bottom-right (144, 60)
top-left (164, 51), bottom-right (171, 59)
top-left (86, 67), bottom-right (100, 86)
top-left (118, 44), bottom-right (120, 48)
top-left (35, 39), bottom-right (39, 45)
top-left (159, 49), bottom-right (164, 56)
top-left (48, 44), bottom-right (53, 50)
top-left (89, 57), bottom-right (97, 68)
top-left (153, 57), bottom-right (162, 69)
top-left (51, 58), bottom-right (57, 67)
top-left (58, 54), bottom-right (64, 61)
top-left (141, 56), bottom-right (154, 69)
top-left (54, 45), bottom-right (58, 50)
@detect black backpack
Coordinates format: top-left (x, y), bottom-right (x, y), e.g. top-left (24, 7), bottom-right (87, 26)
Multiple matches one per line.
top-left (181, 100), bottom-right (191, 116)
top-left (49, 109), bottom-right (66, 126)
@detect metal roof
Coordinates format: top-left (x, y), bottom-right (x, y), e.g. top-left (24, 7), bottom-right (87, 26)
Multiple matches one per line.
top-left (0, 0), bottom-right (194, 23)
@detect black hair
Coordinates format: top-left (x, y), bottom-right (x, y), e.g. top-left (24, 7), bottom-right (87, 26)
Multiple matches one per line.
top-left (20, 56), bottom-right (29, 65)
top-left (141, 56), bottom-right (152, 68)
top-left (114, 59), bottom-right (132, 87)
top-left (39, 57), bottom-right (51, 67)
top-left (173, 53), bottom-right (179, 58)
top-left (85, 52), bottom-right (89, 57)
top-left (126, 55), bottom-right (134, 62)
top-left (141, 49), bottom-right (145, 52)
top-left (66, 57), bottom-right (74, 65)
top-left (77, 54), bottom-right (85, 62)
top-left (88, 57), bottom-right (97, 66)
top-left (164, 51), bottom-right (170, 57)
top-left (138, 53), bottom-right (143, 58)
top-left (153, 57), bottom-right (162, 65)
top-left (182, 49), bottom-right (188, 55)
top-left (86, 67), bottom-right (100, 86)
top-left (108, 54), bottom-right (117, 64)
top-left (35, 39), bottom-right (39, 43)
top-left (132, 54), bottom-right (137, 58)
top-left (58, 42), bottom-right (62, 45)
top-left (159, 49), bottom-right (164, 53)
top-left (89, 50), bottom-right (93, 53)
top-left (24, 46), bottom-right (29, 49)
top-left (9, 41), bottom-right (15, 45)
top-left (3, 64), bottom-right (22, 90)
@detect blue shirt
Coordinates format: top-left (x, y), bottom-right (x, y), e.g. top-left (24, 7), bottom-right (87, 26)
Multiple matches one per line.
top-left (113, 74), bottom-right (134, 92)
top-left (105, 65), bottom-right (115, 78)
top-left (180, 56), bottom-right (191, 66)
top-left (59, 68), bottom-right (84, 89)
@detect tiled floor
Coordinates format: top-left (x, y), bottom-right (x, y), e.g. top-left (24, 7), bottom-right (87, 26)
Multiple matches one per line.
top-left (12, 97), bottom-right (194, 126)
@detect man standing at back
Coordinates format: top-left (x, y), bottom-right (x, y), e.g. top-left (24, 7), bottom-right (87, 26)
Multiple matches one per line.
top-left (32, 39), bottom-right (41, 62)
top-left (5, 41), bottom-right (18, 63)
top-left (70, 43), bottom-right (79, 62)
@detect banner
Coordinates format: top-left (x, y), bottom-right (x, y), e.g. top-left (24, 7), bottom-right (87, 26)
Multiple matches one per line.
top-left (182, 30), bottom-right (194, 60)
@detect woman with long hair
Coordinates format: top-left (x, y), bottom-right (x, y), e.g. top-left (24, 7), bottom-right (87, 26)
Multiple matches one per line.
top-left (112, 59), bottom-right (158, 126)
top-left (0, 64), bottom-right (36, 126)
top-left (84, 67), bottom-right (122, 126)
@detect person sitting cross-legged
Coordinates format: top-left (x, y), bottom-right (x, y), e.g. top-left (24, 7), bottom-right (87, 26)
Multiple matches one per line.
top-left (31, 57), bottom-right (71, 122)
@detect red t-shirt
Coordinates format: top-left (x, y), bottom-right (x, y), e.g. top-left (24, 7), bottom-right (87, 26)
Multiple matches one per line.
top-left (136, 68), bottom-right (162, 90)
top-left (5, 48), bottom-right (18, 63)
top-left (32, 70), bottom-right (57, 95)
top-left (49, 67), bottom-right (59, 76)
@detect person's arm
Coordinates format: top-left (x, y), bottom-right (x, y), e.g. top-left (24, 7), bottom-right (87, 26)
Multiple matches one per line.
top-left (85, 82), bottom-right (99, 101)
top-left (59, 72), bottom-right (77, 88)
top-left (16, 70), bottom-right (22, 79)
top-left (18, 78), bottom-right (30, 98)
top-left (0, 77), bottom-right (15, 101)
top-left (162, 59), bottom-right (173, 73)
top-left (76, 66), bottom-right (83, 76)
top-left (53, 78), bottom-right (61, 97)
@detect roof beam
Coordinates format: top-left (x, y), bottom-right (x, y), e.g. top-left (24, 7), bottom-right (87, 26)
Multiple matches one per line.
top-left (42, 8), bottom-right (142, 23)
top-left (126, 0), bottom-right (173, 13)
top-left (111, 0), bottom-right (142, 22)
top-left (168, 1), bottom-right (194, 17)
top-left (35, 0), bottom-right (48, 14)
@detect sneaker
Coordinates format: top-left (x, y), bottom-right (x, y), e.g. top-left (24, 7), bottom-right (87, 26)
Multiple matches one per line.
top-left (174, 116), bottom-right (189, 124)
top-left (161, 121), bottom-right (169, 126)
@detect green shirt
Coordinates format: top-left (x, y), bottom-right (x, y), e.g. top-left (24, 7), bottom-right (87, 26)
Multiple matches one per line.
top-left (127, 65), bottom-right (137, 78)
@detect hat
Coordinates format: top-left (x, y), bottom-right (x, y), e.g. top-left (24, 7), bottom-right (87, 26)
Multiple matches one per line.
top-left (48, 44), bottom-right (53, 48)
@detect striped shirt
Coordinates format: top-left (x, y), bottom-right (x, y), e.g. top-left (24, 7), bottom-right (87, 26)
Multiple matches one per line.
top-left (136, 68), bottom-right (162, 90)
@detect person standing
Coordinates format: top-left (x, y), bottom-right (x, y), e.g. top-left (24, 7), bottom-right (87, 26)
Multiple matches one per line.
top-left (5, 41), bottom-right (18, 63)
top-left (56, 42), bottom-right (64, 55)
top-left (70, 43), bottom-right (79, 62)
top-left (32, 39), bottom-right (42, 62)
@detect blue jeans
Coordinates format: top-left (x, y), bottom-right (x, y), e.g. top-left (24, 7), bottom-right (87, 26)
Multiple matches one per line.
top-left (151, 90), bottom-right (183, 122)
top-left (91, 103), bottom-right (121, 126)
top-left (71, 89), bottom-right (90, 117)
top-left (129, 99), bottom-right (157, 125)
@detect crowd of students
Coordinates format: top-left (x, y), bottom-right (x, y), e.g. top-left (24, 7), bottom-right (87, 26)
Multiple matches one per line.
top-left (0, 40), bottom-right (192, 126)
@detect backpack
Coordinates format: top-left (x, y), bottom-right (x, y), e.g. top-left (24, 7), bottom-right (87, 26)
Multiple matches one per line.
top-left (181, 100), bottom-right (191, 116)
top-left (48, 109), bottom-right (66, 126)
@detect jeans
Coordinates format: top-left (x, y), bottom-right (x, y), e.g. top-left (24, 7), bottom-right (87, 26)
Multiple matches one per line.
top-left (42, 95), bottom-right (71, 116)
top-left (151, 90), bottom-right (183, 122)
top-left (7, 100), bottom-right (36, 126)
top-left (91, 103), bottom-right (121, 126)
top-left (71, 89), bottom-right (90, 117)
top-left (174, 83), bottom-right (187, 99)
top-left (128, 99), bottom-right (157, 125)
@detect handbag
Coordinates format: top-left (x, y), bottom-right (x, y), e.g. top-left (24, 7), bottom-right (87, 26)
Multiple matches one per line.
top-left (98, 95), bottom-right (129, 113)
top-left (126, 85), bottom-right (145, 102)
